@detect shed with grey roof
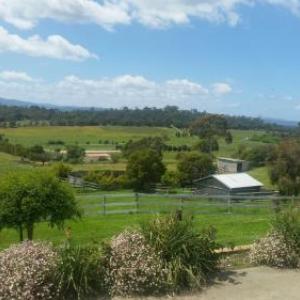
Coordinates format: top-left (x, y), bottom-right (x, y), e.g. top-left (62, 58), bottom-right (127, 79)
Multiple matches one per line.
top-left (194, 173), bottom-right (264, 196)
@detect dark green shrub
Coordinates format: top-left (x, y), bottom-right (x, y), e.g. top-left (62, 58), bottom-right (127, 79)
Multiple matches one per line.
top-left (55, 243), bottom-right (105, 300)
top-left (141, 215), bottom-right (219, 290)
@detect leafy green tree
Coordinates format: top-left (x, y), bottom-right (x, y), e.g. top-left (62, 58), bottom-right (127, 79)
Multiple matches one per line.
top-left (28, 145), bottom-right (51, 165)
top-left (237, 144), bottom-right (276, 167)
top-left (224, 131), bottom-right (233, 144)
top-left (161, 170), bottom-right (179, 188)
top-left (190, 114), bottom-right (232, 153)
top-left (0, 170), bottom-right (81, 241)
top-left (193, 138), bottom-right (219, 153)
top-left (126, 149), bottom-right (166, 191)
top-left (66, 145), bottom-right (85, 163)
top-left (270, 140), bottom-right (300, 195)
top-left (177, 152), bottom-right (215, 186)
top-left (122, 137), bottom-right (166, 158)
top-left (51, 162), bottom-right (72, 179)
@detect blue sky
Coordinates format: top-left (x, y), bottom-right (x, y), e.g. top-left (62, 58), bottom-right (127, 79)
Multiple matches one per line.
top-left (0, 1), bottom-right (300, 120)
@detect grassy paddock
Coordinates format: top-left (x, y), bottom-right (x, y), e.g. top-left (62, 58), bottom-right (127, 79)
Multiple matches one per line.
top-left (0, 126), bottom-right (266, 154)
top-left (0, 191), bottom-right (274, 250)
top-left (0, 126), bottom-right (272, 176)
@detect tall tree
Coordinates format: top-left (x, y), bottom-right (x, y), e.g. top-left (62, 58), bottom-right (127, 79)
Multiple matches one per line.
top-left (0, 170), bottom-right (81, 241)
top-left (190, 114), bottom-right (232, 153)
top-left (269, 140), bottom-right (300, 195)
top-left (66, 145), bottom-right (85, 163)
top-left (126, 149), bottom-right (166, 192)
top-left (122, 137), bottom-right (166, 158)
top-left (177, 152), bottom-right (215, 186)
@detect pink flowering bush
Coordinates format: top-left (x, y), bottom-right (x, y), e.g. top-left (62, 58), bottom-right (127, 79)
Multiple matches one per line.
top-left (104, 230), bottom-right (171, 296)
top-left (249, 232), bottom-right (299, 268)
top-left (0, 241), bottom-right (58, 300)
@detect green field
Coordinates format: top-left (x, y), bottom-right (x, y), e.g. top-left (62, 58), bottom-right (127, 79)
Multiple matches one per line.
top-left (0, 126), bottom-right (266, 154)
top-left (0, 126), bottom-right (277, 250)
top-left (0, 191), bottom-right (273, 250)
top-left (0, 125), bottom-right (271, 175)
top-left (0, 152), bottom-right (33, 174)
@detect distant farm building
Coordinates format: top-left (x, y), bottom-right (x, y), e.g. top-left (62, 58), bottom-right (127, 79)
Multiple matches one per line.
top-left (84, 151), bottom-right (111, 162)
top-left (217, 157), bottom-right (249, 174)
top-left (194, 173), bottom-right (264, 196)
top-left (84, 150), bottom-right (120, 162)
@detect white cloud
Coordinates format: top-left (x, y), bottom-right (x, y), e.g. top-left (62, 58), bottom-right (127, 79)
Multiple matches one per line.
top-left (0, 0), bottom-right (131, 30)
top-left (0, 26), bottom-right (97, 61)
top-left (0, 73), bottom-right (232, 108)
top-left (212, 82), bottom-right (233, 95)
top-left (0, 70), bottom-right (34, 82)
top-left (1, 0), bottom-right (300, 30)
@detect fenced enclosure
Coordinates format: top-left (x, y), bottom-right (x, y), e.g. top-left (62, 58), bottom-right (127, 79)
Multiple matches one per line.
top-left (75, 192), bottom-right (300, 246)
top-left (77, 192), bottom-right (297, 217)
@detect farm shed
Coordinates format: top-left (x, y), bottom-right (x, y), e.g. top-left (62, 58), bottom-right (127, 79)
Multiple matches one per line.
top-left (217, 157), bottom-right (249, 174)
top-left (194, 173), bottom-right (264, 196)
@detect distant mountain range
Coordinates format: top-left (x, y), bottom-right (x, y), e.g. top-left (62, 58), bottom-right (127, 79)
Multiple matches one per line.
top-left (0, 97), bottom-right (41, 107)
top-left (0, 97), bottom-right (104, 111)
top-left (0, 97), bottom-right (298, 127)
top-left (263, 118), bottom-right (298, 128)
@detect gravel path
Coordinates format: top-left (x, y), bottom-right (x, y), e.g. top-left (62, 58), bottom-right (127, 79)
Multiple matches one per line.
top-left (115, 267), bottom-right (300, 300)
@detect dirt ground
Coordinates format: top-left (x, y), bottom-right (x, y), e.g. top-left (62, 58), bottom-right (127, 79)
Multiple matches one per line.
top-left (117, 267), bottom-right (300, 300)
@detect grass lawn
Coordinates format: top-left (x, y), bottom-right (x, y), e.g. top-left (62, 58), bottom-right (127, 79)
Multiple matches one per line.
top-left (0, 191), bottom-right (273, 250)
top-left (0, 152), bottom-right (33, 174)
top-left (0, 213), bottom-right (271, 251)
top-left (249, 166), bottom-right (275, 190)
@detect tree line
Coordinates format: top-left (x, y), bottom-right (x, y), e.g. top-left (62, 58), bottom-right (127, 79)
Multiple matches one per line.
top-left (0, 105), bottom-right (289, 131)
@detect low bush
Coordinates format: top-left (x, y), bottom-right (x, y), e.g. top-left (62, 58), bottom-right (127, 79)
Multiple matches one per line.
top-left (104, 230), bottom-right (171, 296)
top-left (55, 242), bottom-right (105, 300)
top-left (141, 215), bottom-right (219, 290)
top-left (272, 206), bottom-right (300, 254)
top-left (249, 232), bottom-right (299, 268)
top-left (0, 241), bottom-right (58, 300)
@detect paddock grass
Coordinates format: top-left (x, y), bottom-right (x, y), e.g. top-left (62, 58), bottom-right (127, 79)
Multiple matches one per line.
top-left (0, 152), bottom-right (32, 174)
top-left (0, 126), bottom-right (272, 175)
top-left (0, 126), bottom-right (278, 249)
top-left (249, 166), bottom-right (275, 190)
top-left (0, 191), bottom-right (273, 250)
top-left (0, 126), bottom-right (267, 156)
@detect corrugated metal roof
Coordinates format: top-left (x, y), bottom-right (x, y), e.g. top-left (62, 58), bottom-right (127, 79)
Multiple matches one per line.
top-left (218, 157), bottom-right (246, 163)
top-left (212, 173), bottom-right (263, 189)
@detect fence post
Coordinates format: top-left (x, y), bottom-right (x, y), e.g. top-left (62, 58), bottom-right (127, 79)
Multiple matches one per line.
top-left (135, 193), bottom-right (139, 214)
top-left (103, 195), bottom-right (106, 216)
top-left (227, 194), bottom-right (231, 214)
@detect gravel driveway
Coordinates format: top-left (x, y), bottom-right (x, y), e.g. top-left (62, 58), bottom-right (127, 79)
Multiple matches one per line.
top-left (115, 267), bottom-right (300, 300)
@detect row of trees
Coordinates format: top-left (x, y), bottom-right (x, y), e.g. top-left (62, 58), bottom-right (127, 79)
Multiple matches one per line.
top-left (0, 105), bottom-right (288, 131)
top-left (0, 134), bottom-right (85, 164)
top-left (123, 136), bottom-right (216, 191)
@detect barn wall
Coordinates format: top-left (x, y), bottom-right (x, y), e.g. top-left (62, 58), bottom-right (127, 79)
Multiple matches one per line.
top-left (195, 177), bottom-right (229, 196)
top-left (217, 160), bottom-right (238, 173)
top-left (217, 159), bottom-right (249, 174)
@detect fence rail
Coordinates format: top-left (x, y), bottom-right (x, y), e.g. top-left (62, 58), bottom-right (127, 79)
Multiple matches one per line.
top-left (78, 193), bottom-right (300, 217)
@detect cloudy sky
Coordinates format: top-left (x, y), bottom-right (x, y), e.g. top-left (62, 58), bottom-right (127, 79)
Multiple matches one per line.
top-left (0, 1), bottom-right (300, 120)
